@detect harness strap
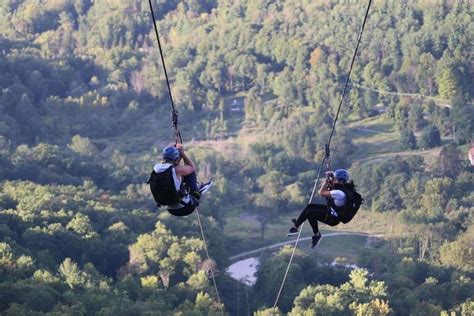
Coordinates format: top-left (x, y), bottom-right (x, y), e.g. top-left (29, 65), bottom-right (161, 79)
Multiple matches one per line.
top-left (325, 143), bottom-right (331, 171)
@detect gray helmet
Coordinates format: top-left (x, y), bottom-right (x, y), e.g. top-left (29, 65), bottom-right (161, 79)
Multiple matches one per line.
top-left (162, 146), bottom-right (180, 161)
top-left (334, 169), bottom-right (350, 183)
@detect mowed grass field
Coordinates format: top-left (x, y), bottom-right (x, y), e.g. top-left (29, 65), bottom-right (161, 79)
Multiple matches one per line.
top-left (311, 234), bottom-right (369, 262)
top-left (223, 207), bottom-right (382, 263)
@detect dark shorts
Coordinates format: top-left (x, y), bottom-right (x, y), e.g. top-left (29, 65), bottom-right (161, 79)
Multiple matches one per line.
top-left (167, 195), bottom-right (198, 217)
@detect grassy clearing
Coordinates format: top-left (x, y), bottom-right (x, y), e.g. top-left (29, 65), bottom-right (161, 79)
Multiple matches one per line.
top-left (223, 206), bottom-right (384, 260)
top-left (224, 214), bottom-right (370, 263)
top-left (334, 209), bottom-right (395, 235)
top-left (223, 213), bottom-right (293, 253)
top-left (347, 115), bottom-right (401, 159)
top-left (311, 234), bottom-right (368, 262)
top-left (348, 114), bottom-right (394, 132)
top-left (347, 114), bottom-right (450, 168)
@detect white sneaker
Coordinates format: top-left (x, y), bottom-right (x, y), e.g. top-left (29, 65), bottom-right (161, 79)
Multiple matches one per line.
top-left (198, 181), bottom-right (213, 194)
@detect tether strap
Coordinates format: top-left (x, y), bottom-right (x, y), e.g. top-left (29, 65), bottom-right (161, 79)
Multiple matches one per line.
top-left (325, 143), bottom-right (331, 171)
top-left (148, 0), bottom-right (182, 144)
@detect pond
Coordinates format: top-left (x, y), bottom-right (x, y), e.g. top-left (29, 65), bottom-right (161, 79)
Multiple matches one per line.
top-left (225, 257), bottom-right (260, 286)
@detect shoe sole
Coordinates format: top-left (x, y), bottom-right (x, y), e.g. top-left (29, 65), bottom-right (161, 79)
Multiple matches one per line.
top-left (198, 181), bottom-right (214, 194)
top-left (311, 236), bottom-right (322, 248)
top-left (287, 232), bottom-right (298, 237)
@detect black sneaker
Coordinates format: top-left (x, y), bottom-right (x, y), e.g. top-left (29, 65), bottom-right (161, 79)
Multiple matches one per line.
top-left (287, 226), bottom-right (298, 237)
top-left (311, 232), bottom-right (322, 249)
top-left (198, 181), bottom-right (213, 194)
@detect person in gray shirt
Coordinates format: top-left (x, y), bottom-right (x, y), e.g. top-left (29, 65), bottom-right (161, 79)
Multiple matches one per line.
top-left (149, 143), bottom-right (213, 216)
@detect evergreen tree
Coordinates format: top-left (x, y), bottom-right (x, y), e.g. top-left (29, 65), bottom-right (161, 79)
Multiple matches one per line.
top-left (400, 129), bottom-right (417, 150)
top-left (438, 67), bottom-right (459, 99)
top-left (435, 144), bottom-right (464, 178)
top-left (418, 125), bottom-right (441, 149)
top-left (408, 104), bottom-right (427, 131)
top-left (450, 95), bottom-right (474, 145)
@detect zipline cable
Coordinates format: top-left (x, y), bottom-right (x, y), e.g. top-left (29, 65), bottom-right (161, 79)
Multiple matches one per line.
top-left (147, 2), bottom-right (223, 314)
top-left (326, 0), bottom-right (373, 150)
top-left (272, 0), bottom-right (373, 309)
top-left (148, 0), bottom-right (182, 145)
top-left (244, 281), bottom-right (250, 316)
top-left (237, 278), bottom-right (240, 316)
top-left (195, 207), bottom-right (224, 314)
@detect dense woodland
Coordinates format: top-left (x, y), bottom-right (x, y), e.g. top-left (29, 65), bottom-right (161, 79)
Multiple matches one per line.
top-left (0, 0), bottom-right (472, 315)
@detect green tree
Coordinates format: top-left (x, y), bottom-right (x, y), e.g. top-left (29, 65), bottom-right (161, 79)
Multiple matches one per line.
top-left (418, 177), bottom-right (454, 223)
top-left (254, 307), bottom-right (281, 316)
top-left (289, 269), bottom-right (389, 315)
top-left (438, 66), bottom-right (460, 99)
top-left (252, 246), bottom-right (311, 313)
top-left (68, 135), bottom-right (99, 157)
top-left (58, 258), bottom-right (85, 289)
top-left (416, 53), bottom-right (437, 95)
top-left (408, 104), bottom-right (427, 131)
top-left (439, 226), bottom-right (474, 272)
top-left (400, 129), bottom-right (417, 150)
top-left (418, 125), bottom-right (441, 149)
top-left (435, 144), bottom-right (464, 178)
top-left (450, 95), bottom-right (473, 145)
top-left (0, 242), bottom-right (14, 268)
top-left (66, 213), bottom-right (97, 239)
top-left (400, 176), bottom-right (425, 210)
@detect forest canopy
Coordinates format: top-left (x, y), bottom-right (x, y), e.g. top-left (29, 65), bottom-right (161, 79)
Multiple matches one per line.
top-left (0, 0), bottom-right (472, 314)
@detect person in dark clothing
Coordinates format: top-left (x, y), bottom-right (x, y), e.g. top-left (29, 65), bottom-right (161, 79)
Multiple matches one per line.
top-left (149, 143), bottom-right (213, 216)
top-left (287, 169), bottom-right (353, 248)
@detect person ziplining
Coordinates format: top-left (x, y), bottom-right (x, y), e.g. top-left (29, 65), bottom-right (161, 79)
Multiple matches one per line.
top-left (145, 0), bottom-right (215, 217)
top-left (148, 143), bottom-right (213, 216)
top-left (146, 1), bottom-right (223, 314)
top-left (273, 0), bottom-right (372, 309)
top-left (287, 169), bottom-right (362, 248)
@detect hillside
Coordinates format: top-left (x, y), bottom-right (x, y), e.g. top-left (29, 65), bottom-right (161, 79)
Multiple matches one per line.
top-left (0, 1), bottom-right (472, 315)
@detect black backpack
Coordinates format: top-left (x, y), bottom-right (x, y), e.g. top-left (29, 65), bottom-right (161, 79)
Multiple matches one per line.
top-left (148, 166), bottom-right (182, 206)
top-left (339, 184), bottom-right (364, 224)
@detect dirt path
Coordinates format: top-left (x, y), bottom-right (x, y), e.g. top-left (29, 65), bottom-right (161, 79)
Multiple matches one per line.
top-left (351, 127), bottom-right (392, 135)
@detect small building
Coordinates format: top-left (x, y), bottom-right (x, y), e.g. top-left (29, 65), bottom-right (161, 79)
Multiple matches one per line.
top-left (226, 97), bottom-right (245, 114)
top-left (371, 103), bottom-right (387, 114)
